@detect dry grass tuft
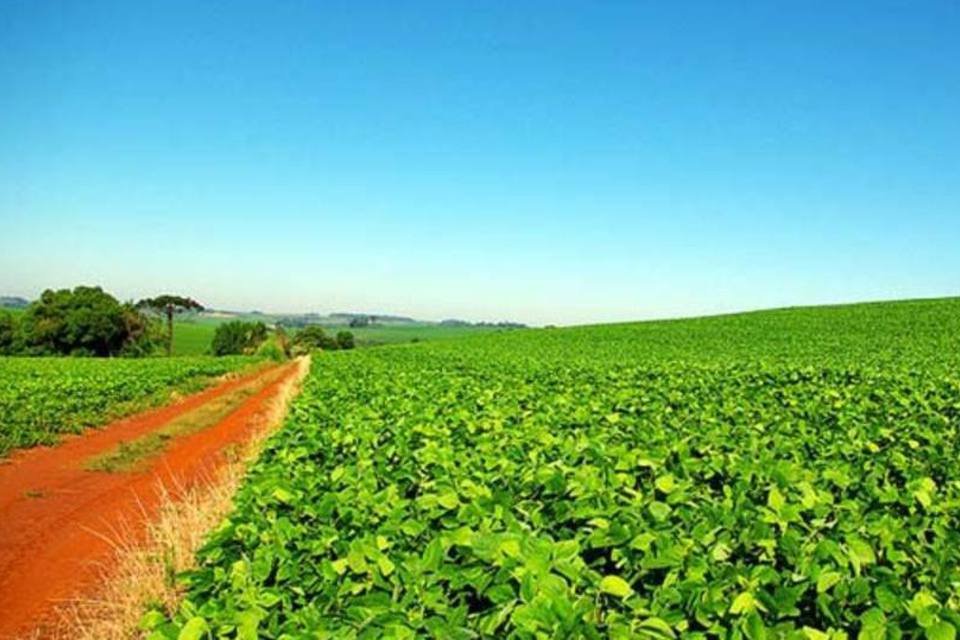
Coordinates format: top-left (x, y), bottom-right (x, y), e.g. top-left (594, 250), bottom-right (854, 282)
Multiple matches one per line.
top-left (49, 356), bottom-right (310, 640)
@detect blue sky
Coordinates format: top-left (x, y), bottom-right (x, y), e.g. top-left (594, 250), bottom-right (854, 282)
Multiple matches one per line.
top-left (1, 1), bottom-right (958, 325)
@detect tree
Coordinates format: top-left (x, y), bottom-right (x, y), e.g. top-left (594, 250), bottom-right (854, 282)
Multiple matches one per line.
top-left (349, 315), bottom-right (372, 328)
top-left (291, 325), bottom-right (336, 354)
top-left (336, 330), bottom-right (355, 350)
top-left (211, 320), bottom-right (268, 356)
top-left (20, 286), bottom-right (155, 356)
top-left (0, 311), bottom-right (21, 355)
top-left (137, 295), bottom-right (204, 356)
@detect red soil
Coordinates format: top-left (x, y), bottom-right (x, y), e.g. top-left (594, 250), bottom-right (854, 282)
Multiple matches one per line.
top-left (0, 362), bottom-right (301, 639)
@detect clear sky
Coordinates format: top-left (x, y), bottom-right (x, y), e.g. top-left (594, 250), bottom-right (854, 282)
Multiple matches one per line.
top-left (2, 1), bottom-right (958, 325)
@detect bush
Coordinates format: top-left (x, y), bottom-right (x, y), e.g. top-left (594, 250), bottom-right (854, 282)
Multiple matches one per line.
top-left (274, 325), bottom-right (292, 358)
top-left (211, 321), bottom-right (268, 356)
top-left (255, 340), bottom-right (286, 362)
top-left (290, 326), bottom-right (356, 353)
top-left (291, 325), bottom-right (332, 354)
top-left (335, 331), bottom-right (355, 350)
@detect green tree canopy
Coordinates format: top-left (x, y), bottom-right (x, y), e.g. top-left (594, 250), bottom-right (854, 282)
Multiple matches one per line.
top-left (291, 326), bottom-right (355, 354)
top-left (0, 311), bottom-right (22, 355)
top-left (20, 286), bottom-right (154, 356)
top-left (335, 331), bottom-right (355, 350)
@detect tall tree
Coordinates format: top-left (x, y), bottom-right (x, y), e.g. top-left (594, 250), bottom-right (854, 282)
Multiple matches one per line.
top-left (136, 295), bottom-right (204, 356)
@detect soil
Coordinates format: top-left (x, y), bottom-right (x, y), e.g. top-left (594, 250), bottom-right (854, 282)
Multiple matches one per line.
top-left (0, 361), bottom-right (302, 639)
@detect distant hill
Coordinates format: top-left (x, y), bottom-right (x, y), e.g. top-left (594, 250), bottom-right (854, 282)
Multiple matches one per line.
top-left (197, 309), bottom-right (526, 330)
top-left (0, 296), bottom-right (29, 309)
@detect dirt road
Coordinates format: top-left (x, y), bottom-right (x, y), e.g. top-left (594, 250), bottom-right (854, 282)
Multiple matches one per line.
top-left (0, 361), bottom-right (303, 638)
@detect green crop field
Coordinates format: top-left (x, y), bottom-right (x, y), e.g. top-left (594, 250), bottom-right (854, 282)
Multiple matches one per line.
top-left (0, 356), bottom-right (256, 456)
top-left (170, 320), bottom-right (506, 355)
top-left (150, 298), bottom-right (960, 639)
top-left (172, 321), bottom-right (220, 355)
top-left (317, 323), bottom-right (509, 347)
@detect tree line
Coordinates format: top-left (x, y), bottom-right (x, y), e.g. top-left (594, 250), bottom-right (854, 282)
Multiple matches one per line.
top-left (210, 321), bottom-right (354, 359)
top-left (0, 286), bottom-right (355, 358)
top-left (0, 286), bottom-right (157, 356)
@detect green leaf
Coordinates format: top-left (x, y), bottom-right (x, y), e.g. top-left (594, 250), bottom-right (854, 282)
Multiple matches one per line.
top-left (730, 592), bottom-right (757, 615)
top-left (377, 555), bottom-right (396, 577)
top-left (767, 486), bottom-right (786, 512)
top-left (499, 538), bottom-right (522, 558)
top-left (848, 537), bottom-right (876, 566)
top-left (330, 558), bottom-right (348, 575)
top-left (744, 612), bottom-right (767, 640)
top-left (712, 542), bottom-right (731, 562)
top-left (914, 477), bottom-right (937, 509)
top-left (817, 571), bottom-right (842, 593)
top-left (271, 487), bottom-right (294, 504)
top-left (138, 610), bottom-right (167, 631)
top-left (655, 474), bottom-right (677, 493)
top-left (599, 575), bottom-right (633, 598)
top-left (422, 538), bottom-right (445, 572)
top-left (859, 608), bottom-right (887, 640)
top-left (638, 617), bottom-right (676, 639)
top-left (631, 532), bottom-right (656, 551)
top-left (177, 617), bottom-right (208, 640)
top-left (928, 622), bottom-right (957, 640)
top-left (437, 491), bottom-right (460, 509)
top-left (236, 610), bottom-right (261, 640)
top-left (648, 501), bottom-right (672, 521)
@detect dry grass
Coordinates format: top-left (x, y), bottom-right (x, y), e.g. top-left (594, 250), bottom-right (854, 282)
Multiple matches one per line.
top-left (48, 356), bottom-right (310, 640)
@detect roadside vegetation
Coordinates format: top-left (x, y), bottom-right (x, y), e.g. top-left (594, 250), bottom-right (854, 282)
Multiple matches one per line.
top-left (150, 297), bottom-right (960, 638)
top-left (56, 358), bottom-right (311, 640)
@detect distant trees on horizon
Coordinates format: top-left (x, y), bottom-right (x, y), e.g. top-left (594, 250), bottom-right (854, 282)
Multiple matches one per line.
top-left (291, 325), bottom-right (355, 354)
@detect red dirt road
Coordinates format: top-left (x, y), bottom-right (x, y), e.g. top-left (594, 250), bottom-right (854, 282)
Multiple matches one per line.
top-left (0, 361), bottom-right (302, 639)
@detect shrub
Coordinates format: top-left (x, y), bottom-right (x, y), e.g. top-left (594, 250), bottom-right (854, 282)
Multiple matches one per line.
top-left (292, 325), bottom-right (339, 354)
top-left (255, 340), bottom-right (286, 362)
top-left (335, 331), bottom-right (355, 350)
top-left (211, 321), bottom-right (268, 356)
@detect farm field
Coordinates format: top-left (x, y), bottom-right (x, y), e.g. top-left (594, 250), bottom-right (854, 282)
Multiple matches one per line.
top-left (170, 319), bottom-right (507, 355)
top-left (152, 297), bottom-right (960, 638)
top-left (313, 322), bottom-right (510, 347)
top-left (0, 356), bottom-right (256, 456)
top-left (172, 320), bottom-right (221, 355)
